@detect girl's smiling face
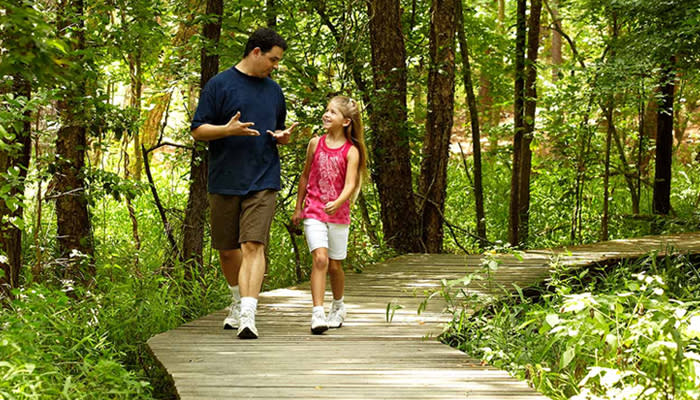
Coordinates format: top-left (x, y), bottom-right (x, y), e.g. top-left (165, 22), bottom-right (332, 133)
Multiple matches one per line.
top-left (322, 101), bottom-right (350, 131)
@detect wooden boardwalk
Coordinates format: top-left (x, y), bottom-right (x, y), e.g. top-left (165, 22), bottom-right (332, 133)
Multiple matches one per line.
top-left (148, 232), bottom-right (700, 399)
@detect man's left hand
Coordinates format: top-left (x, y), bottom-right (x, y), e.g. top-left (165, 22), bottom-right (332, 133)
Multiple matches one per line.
top-left (268, 122), bottom-right (299, 145)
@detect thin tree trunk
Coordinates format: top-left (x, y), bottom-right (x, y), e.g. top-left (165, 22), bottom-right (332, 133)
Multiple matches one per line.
top-left (603, 14), bottom-right (638, 216)
top-left (126, 53), bottom-right (142, 261)
top-left (517, 0), bottom-right (542, 245)
top-left (636, 82), bottom-right (645, 215)
top-left (182, 0), bottom-right (222, 272)
top-left (0, 75), bottom-right (32, 299)
top-left (123, 142), bottom-right (141, 264)
top-left (419, 0), bottom-right (457, 253)
top-left (609, 110), bottom-right (640, 214)
top-left (508, 0), bottom-right (527, 246)
top-left (477, 50), bottom-right (497, 128)
top-left (55, 0), bottom-right (95, 283)
top-left (673, 78), bottom-right (687, 149)
top-left (367, 0), bottom-right (422, 253)
top-left (456, 0), bottom-right (486, 247)
top-left (143, 145), bottom-right (180, 264)
top-left (32, 116), bottom-right (43, 279)
top-left (128, 53), bottom-right (143, 181)
top-left (601, 103), bottom-right (614, 241)
top-left (652, 59), bottom-right (675, 216)
top-left (357, 192), bottom-right (379, 246)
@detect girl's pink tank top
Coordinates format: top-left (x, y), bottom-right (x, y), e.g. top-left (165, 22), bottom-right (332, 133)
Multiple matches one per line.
top-left (302, 135), bottom-right (353, 225)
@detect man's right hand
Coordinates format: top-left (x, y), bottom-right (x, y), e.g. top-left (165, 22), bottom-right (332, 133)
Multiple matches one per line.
top-left (191, 112), bottom-right (260, 141)
top-left (226, 112), bottom-right (260, 136)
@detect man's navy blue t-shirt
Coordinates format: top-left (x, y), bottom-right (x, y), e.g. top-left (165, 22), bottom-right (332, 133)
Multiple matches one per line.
top-left (191, 67), bottom-right (286, 195)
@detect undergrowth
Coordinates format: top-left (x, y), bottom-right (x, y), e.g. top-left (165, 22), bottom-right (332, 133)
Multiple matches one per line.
top-left (440, 252), bottom-right (700, 399)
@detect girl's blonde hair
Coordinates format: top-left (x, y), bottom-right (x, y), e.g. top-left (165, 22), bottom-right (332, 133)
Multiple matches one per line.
top-left (329, 96), bottom-right (368, 201)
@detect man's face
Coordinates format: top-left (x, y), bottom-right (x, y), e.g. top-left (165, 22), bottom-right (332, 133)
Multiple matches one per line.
top-left (252, 45), bottom-right (284, 78)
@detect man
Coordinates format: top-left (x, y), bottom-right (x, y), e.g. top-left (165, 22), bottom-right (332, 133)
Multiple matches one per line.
top-left (191, 27), bottom-right (297, 339)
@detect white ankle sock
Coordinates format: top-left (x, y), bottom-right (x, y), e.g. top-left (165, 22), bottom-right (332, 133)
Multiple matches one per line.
top-left (240, 297), bottom-right (258, 314)
top-left (312, 305), bottom-right (325, 314)
top-left (332, 297), bottom-right (344, 308)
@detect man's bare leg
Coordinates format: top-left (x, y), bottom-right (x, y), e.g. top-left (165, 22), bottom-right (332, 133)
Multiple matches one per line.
top-left (238, 241), bottom-right (266, 298)
top-left (219, 249), bottom-right (242, 287)
top-left (237, 241), bottom-right (266, 339)
top-left (220, 249), bottom-right (242, 330)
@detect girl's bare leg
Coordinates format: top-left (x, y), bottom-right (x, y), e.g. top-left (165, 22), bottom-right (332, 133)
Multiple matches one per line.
top-left (328, 259), bottom-right (345, 300)
top-left (310, 248), bottom-right (329, 306)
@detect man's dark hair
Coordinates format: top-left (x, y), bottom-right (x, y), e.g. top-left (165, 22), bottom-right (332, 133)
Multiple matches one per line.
top-left (243, 28), bottom-right (287, 57)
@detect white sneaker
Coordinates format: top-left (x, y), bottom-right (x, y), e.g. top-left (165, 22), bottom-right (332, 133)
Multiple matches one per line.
top-left (311, 309), bottom-right (328, 335)
top-left (223, 301), bottom-right (240, 330)
top-left (237, 310), bottom-right (258, 339)
top-left (327, 303), bottom-right (346, 328)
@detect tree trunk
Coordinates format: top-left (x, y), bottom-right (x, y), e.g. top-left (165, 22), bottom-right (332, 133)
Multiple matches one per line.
top-left (601, 103), bottom-right (614, 241)
top-left (419, 0), bottom-right (457, 253)
top-left (32, 122), bottom-right (43, 279)
top-left (477, 50), bottom-right (495, 128)
top-left (127, 51), bottom-right (144, 181)
top-left (508, 0), bottom-right (527, 246)
top-left (182, 0), bottom-right (222, 271)
top-left (456, 0), bottom-right (487, 247)
top-left (609, 110), bottom-right (640, 214)
top-left (635, 84), bottom-right (646, 215)
top-left (652, 60), bottom-right (675, 216)
top-left (126, 52), bottom-right (142, 261)
top-left (550, 0), bottom-right (562, 80)
top-left (516, 0), bottom-right (542, 245)
top-left (0, 76), bottom-right (32, 299)
top-left (55, 0), bottom-right (95, 283)
top-left (367, 0), bottom-right (422, 253)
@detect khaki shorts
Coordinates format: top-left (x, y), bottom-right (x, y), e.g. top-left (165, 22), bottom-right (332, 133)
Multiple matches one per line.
top-left (209, 190), bottom-right (277, 250)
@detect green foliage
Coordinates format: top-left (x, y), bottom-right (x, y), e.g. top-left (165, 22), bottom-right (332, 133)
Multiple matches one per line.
top-left (0, 0), bottom-right (67, 84)
top-left (442, 253), bottom-right (700, 399)
top-left (5, 0), bottom-right (700, 398)
top-left (443, 147), bottom-right (700, 253)
top-left (0, 286), bottom-right (151, 399)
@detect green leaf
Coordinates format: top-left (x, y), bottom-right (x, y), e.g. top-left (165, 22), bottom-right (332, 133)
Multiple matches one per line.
top-left (560, 346), bottom-right (575, 370)
top-left (545, 314), bottom-right (561, 327)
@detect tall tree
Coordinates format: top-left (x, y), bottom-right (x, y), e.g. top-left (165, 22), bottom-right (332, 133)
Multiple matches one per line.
top-left (419, 0), bottom-right (457, 253)
top-left (456, 0), bottom-right (487, 247)
top-left (652, 60), bottom-right (675, 216)
top-left (181, 0), bottom-right (222, 270)
top-left (0, 3), bottom-right (37, 298)
top-left (516, 0), bottom-right (542, 243)
top-left (508, 0), bottom-right (527, 246)
top-left (367, 0), bottom-right (422, 253)
top-left (55, 0), bottom-right (95, 281)
top-left (0, 75), bottom-right (31, 298)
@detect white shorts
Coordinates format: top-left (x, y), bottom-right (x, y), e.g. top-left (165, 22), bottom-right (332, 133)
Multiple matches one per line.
top-left (303, 218), bottom-right (350, 260)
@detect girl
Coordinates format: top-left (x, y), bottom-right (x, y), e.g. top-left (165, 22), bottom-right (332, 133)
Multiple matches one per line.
top-left (292, 96), bottom-right (368, 334)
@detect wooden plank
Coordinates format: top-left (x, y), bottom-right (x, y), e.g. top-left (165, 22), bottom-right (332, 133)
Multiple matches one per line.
top-left (148, 232), bottom-right (700, 400)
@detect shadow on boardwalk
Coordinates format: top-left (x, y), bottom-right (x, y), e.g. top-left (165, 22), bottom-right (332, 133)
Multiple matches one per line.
top-left (148, 232), bottom-right (700, 399)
